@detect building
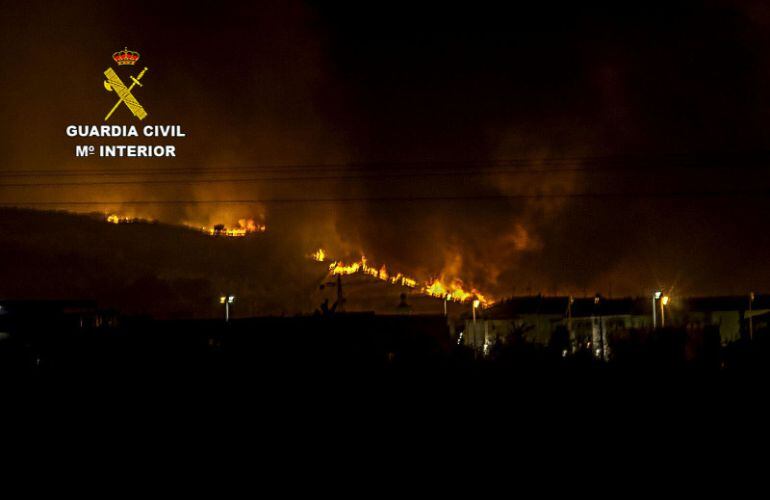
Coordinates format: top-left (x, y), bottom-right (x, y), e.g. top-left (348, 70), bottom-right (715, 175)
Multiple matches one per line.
top-left (460, 294), bottom-right (767, 360)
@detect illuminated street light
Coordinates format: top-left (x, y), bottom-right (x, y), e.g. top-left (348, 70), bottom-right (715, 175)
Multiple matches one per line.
top-left (749, 291), bottom-right (755, 340)
top-left (220, 295), bottom-right (235, 322)
top-left (652, 290), bottom-right (662, 328)
top-left (660, 295), bottom-right (670, 327)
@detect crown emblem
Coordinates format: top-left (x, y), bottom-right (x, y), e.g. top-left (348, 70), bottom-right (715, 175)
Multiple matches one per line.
top-left (112, 47), bottom-right (140, 66)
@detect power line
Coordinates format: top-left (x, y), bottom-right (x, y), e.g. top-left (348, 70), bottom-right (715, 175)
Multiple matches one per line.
top-left (0, 164), bottom-right (604, 178)
top-left (3, 151), bottom-right (770, 178)
top-left (0, 157), bottom-right (642, 176)
top-left (3, 188), bottom-right (770, 206)
top-left (0, 161), bottom-right (588, 177)
top-left (0, 162), bottom-right (768, 186)
top-left (0, 167), bottom-right (653, 188)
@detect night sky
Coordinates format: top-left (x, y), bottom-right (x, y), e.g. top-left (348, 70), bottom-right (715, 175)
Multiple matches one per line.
top-left (3, 0), bottom-right (770, 301)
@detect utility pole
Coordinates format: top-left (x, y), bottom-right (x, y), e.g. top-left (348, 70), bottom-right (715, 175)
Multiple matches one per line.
top-left (594, 294), bottom-right (605, 360)
top-left (472, 299), bottom-right (480, 351)
top-left (567, 295), bottom-right (575, 353)
top-left (335, 275), bottom-right (345, 312)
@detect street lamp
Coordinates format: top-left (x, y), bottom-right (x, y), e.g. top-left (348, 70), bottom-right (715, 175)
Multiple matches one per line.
top-left (220, 295), bottom-right (235, 322)
top-left (472, 299), bottom-right (481, 348)
top-left (749, 291), bottom-right (755, 340)
top-left (652, 291), bottom-right (662, 328)
top-left (661, 295), bottom-right (670, 327)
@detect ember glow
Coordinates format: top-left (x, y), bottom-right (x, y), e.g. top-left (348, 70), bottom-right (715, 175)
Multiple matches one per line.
top-left (325, 254), bottom-right (490, 306)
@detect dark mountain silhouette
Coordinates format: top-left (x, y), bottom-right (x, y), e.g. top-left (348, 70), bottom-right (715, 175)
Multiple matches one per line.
top-left (0, 208), bottom-right (324, 318)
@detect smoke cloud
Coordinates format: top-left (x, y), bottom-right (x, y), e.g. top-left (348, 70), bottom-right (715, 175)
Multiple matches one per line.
top-left (4, 1), bottom-right (770, 307)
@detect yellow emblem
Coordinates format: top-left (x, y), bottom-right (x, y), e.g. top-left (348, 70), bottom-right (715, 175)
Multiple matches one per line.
top-left (103, 57), bottom-right (148, 121)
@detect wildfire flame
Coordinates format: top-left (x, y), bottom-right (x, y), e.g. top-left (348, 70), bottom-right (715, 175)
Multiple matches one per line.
top-left (105, 213), bottom-right (149, 224)
top-left (201, 218), bottom-right (267, 237)
top-left (325, 254), bottom-right (490, 306)
top-left (105, 213), bottom-right (266, 237)
top-left (423, 277), bottom-right (488, 305)
top-left (310, 249), bottom-right (326, 262)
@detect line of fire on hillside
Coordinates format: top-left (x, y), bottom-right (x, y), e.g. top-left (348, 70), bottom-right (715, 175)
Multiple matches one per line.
top-left (2, 211), bottom-right (767, 378)
top-left (103, 213), bottom-right (267, 237)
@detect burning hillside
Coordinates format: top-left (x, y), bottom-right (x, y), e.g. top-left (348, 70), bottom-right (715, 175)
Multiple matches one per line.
top-left (60, 209), bottom-right (497, 314)
top-left (105, 213), bottom-right (155, 225)
top-left (201, 219), bottom-right (267, 237)
top-left (103, 212), bottom-right (267, 238)
top-left (181, 218), bottom-right (267, 237)
top-left (319, 252), bottom-right (491, 306)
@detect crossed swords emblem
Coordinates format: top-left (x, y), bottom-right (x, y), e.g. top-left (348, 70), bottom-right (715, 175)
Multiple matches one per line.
top-left (103, 66), bottom-right (148, 121)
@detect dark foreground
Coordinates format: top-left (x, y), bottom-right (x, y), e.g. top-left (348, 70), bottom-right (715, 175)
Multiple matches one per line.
top-left (3, 310), bottom-right (769, 396)
top-left (4, 310), bottom-right (769, 462)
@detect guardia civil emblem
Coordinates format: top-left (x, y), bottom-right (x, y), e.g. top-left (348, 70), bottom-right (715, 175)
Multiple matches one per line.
top-left (103, 47), bottom-right (148, 121)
